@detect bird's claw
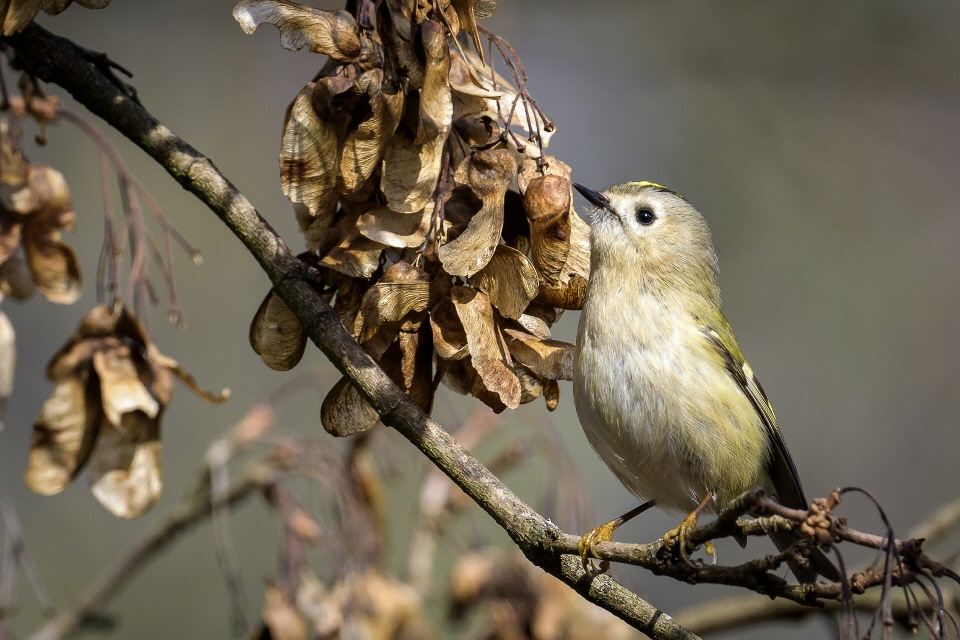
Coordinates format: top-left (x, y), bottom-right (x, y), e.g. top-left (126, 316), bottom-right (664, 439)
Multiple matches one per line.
top-left (578, 522), bottom-right (615, 575)
top-left (662, 510), bottom-right (701, 561)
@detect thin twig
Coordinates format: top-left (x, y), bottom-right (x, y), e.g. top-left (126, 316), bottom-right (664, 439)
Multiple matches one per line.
top-left (27, 462), bottom-right (277, 640)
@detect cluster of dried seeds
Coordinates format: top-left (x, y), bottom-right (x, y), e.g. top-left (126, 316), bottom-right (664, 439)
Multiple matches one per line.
top-left (0, 0), bottom-right (114, 36)
top-left (237, 0), bottom-right (589, 436)
top-left (25, 304), bottom-right (228, 517)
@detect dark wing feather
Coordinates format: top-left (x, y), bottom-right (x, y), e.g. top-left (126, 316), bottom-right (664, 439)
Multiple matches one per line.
top-left (700, 326), bottom-right (807, 510)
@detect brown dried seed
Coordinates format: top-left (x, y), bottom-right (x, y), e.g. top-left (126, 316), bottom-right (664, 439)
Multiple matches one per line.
top-left (233, 0), bottom-right (361, 62)
top-left (438, 149), bottom-right (516, 277)
top-left (451, 286), bottom-right (520, 409)
top-left (502, 327), bottom-right (574, 381)
top-left (521, 174), bottom-right (571, 287)
top-left (338, 69), bottom-right (404, 194)
top-left (429, 295), bottom-right (468, 360)
top-left (321, 377), bottom-right (379, 437)
top-left (250, 290), bottom-right (307, 371)
top-left (543, 378), bottom-right (559, 411)
top-left (468, 244), bottom-right (538, 320)
top-left (534, 273), bottom-right (587, 310)
top-left (281, 83), bottom-right (340, 232)
top-left (356, 205), bottom-right (431, 249)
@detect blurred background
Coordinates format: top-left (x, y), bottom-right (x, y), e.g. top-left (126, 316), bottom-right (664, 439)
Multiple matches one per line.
top-left (2, 1), bottom-right (960, 638)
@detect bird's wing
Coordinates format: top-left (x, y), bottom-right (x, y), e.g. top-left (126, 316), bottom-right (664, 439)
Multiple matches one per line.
top-left (700, 323), bottom-right (809, 511)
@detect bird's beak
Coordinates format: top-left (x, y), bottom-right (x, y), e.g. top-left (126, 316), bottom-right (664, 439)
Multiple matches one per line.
top-left (573, 183), bottom-right (616, 217)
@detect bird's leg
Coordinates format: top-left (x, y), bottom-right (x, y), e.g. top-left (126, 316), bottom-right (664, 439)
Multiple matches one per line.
top-left (662, 492), bottom-right (713, 560)
top-left (578, 500), bottom-right (655, 574)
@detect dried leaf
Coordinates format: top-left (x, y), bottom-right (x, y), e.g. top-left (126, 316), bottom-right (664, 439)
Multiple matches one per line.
top-left (381, 19), bottom-right (452, 214)
top-left (468, 244), bottom-right (538, 319)
top-left (438, 148), bottom-right (515, 277)
top-left (451, 286), bottom-right (519, 409)
top-left (429, 295), bottom-right (468, 360)
top-left (233, 0), bottom-right (360, 62)
top-left (502, 328), bottom-right (574, 381)
top-left (281, 83), bottom-right (340, 228)
top-left (338, 69), bottom-right (404, 194)
top-left (250, 290), bottom-right (307, 371)
top-left (321, 377), bottom-right (379, 437)
top-left (356, 204), bottom-right (431, 248)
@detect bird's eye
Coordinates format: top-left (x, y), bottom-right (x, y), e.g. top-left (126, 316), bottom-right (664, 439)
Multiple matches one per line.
top-left (636, 208), bottom-right (656, 225)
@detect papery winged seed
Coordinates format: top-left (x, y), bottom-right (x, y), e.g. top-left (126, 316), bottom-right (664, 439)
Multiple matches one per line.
top-left (543, 378), bottom-right (559, 411)
top-left (360, 282), bottom-right (431, 325)
top-left (25, 372), bottom-right (100, 495)
top-left (357, 205), bottom-right (431, 249)
top-left (339, 69), bottom-right (404, 194)
top-left (514, 364), bottom-right (543, 405)
top-left (429, 296), bottom-right (468, 360)
top-left (250, 290), bottom-right (307, 371)
top-left (451, 286), bottom-right (519, 409)
top-left (0, 255), bottom-right (36, 300)
top-left (381, 20), bottom-right (452, 214)
top-left (437, 149), bottom-right (515, 277)
top-left (281, 83), bottom-right (339, 225)
top-left (502, 328), bottom-right (574, 381)
top-left (319, 213), bottom-right (385, 279)
top-left (467, 244), bottom-right (538, 319)
top-left (89, 415), bottom-right (162, 518)
top-left (233, 0), bottom-right (360, 62)
top-left (92, 348), bottom-right (160, 426)
top-left (521, 175), bottom-right (571, 287)
top-left (534, 273), bottom-right (587, 310)
top-left (262, 582), bottom-right (309, 640)
top-left (321, 377), bottom-right (379, 437)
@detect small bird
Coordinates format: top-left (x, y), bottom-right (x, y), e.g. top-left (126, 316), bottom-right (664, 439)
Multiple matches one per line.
top-left (571, 180), bottom-right (838, 583)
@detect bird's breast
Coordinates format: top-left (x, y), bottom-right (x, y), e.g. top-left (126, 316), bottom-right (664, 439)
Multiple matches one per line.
top-left (573, 289), bottom-right (768, 512)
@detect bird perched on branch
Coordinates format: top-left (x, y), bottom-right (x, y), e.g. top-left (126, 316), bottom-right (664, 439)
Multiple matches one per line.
top-left (571, 180), bottom-right (838, 583)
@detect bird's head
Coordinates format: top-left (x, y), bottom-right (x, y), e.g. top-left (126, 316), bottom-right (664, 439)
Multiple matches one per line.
top-left (573, 181), bottom-right (720, 301)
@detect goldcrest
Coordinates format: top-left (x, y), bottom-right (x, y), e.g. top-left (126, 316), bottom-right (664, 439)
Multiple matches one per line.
top-left (572, 181), bottom-right (837, 583)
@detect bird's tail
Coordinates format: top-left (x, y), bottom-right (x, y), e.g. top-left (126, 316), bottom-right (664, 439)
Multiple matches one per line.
top-left (768, 530), bottom-right (841, 584)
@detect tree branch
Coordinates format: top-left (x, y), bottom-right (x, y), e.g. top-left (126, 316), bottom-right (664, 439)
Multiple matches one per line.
top-left (4, 23), bottom-right (698, 640)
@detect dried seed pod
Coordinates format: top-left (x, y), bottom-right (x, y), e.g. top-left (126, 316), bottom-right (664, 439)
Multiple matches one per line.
top-left (356, 205), bottom-right (431, 249)
top-left (338, 69), bottom-right (404, 194)
top-left (438, 148), bottom-right (515, 277)
top-left (468, 244), bottom-right (538, 319)
top-left (281, 82), bottom-right (340, 230)
top-left (543, 378), bottom-right (560, 411)
top-left (534, 273), bottom-right (587, 310)
top-left (319, 212), bottom-right (386, 279)
top-left (381, 20), bottom-right (452, 213)
top-left (429, 295), bottom-right (468, 360)
top-left (233, 0), bottom-right (361, 62)
top-left (502, 327), bottom-right (574, 381)
top-left (521, 174), bottom-right (571, 287)
top-left (27, 305), bottom-right (225, 517)
top-left (250, 290), bottom-right (307, 371)
top-left (451, 286), bottom-right (520, 409)
top-left (514, 363), bottom-right (543, 405)
top-left (321, 377), bottom-right (379, 437)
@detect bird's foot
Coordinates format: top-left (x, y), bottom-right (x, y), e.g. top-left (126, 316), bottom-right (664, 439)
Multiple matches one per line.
top-left (578, 521), bottom-right (616, 575)
top-left (662, 510), bottom-right (701, 561)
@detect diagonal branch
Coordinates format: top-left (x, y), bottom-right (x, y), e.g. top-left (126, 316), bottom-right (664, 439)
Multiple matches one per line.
top-left (4, 23), bottom-right (698, 640)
